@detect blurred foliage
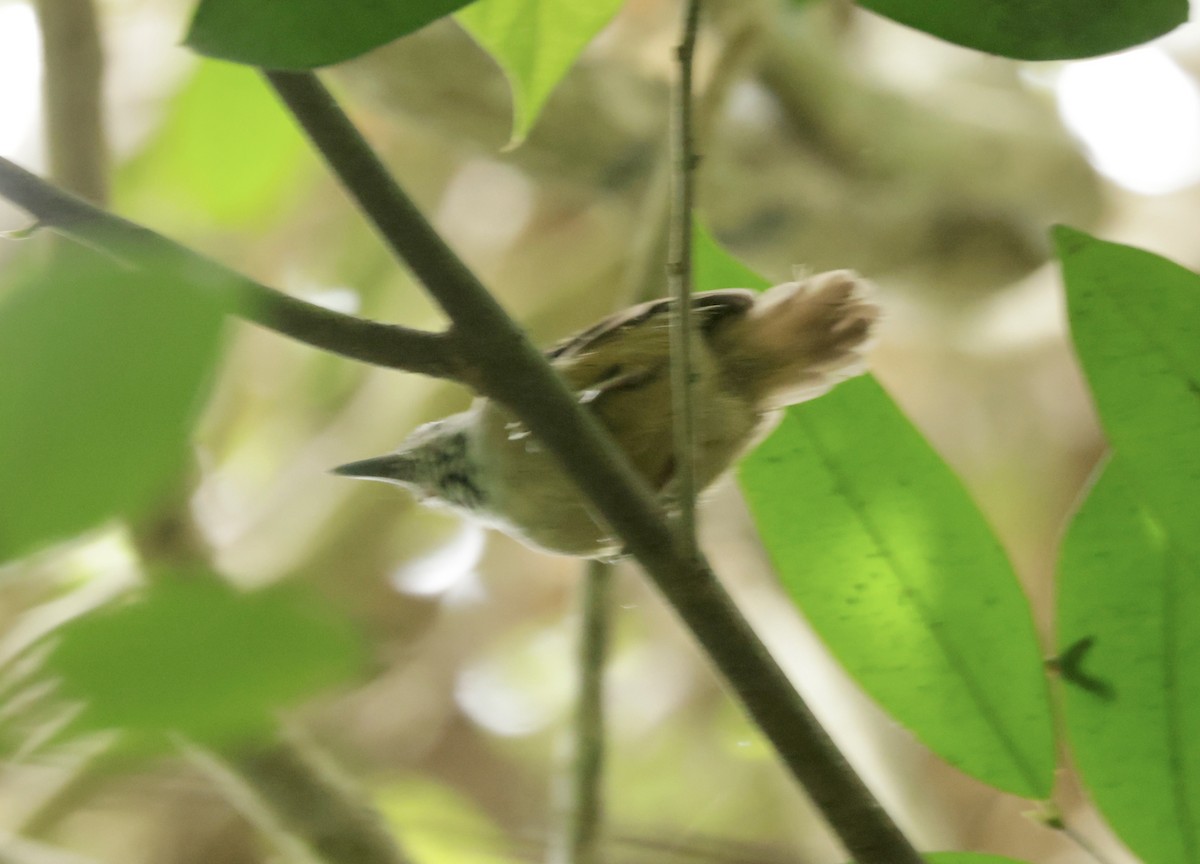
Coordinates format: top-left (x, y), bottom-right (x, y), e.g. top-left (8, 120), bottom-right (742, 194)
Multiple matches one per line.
top-left (1057, 230), bottom-right (1200, 864)
top-left (923, 855), bottom-right (1034, 864)
top-left (39, 575), bottom-right (364, 752)
top-left (116, 59), bottom-right (315, 232)
top-left (0, 245), bottom-right (225, 563)
top-left (377, 776), bottom-right (518, 863)
top-left (858, 0), bottom-right (1187, 59)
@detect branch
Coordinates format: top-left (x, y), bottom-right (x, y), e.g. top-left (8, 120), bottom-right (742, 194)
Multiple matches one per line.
top-left (187, 736), bottom-right (414, 864)
top-left (263, 70), bottom-right (926, 864)
top-left (0, 157), bottom-right (464, 383)
top-left (667, 0), bottom-right (703, 557)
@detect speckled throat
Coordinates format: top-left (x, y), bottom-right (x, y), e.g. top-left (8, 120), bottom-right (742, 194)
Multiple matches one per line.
top-left (413, 427), bottom-right (487, 511)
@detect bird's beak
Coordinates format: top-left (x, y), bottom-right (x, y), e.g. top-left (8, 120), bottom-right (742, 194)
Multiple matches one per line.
top-left (331, 454), bottom-right (411, 482)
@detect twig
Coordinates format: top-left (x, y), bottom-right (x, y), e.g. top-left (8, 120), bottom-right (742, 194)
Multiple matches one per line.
top-left (667, 0), bottom-right (704, 558)
top-left (0, 157), bottom-right (464, 383)
top-left (190, 736), bottom-right (414, 864)
top-left (33, 0), bottom-right (108, 205)
top-left (623, 0), bottom-right (764, 327)
top-left (565, 14), bottom-right (760, 861)
top-left (261, 70), bottom-right (926, 864)
top-left (550, 560), bottom-right (614, 864)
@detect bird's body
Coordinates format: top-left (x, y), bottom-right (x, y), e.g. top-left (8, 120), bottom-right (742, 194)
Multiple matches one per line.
top-left (336, 270), bottom-right (879, 558)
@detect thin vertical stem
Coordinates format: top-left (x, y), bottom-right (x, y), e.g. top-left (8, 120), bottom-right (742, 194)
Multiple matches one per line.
top-left (551, 561), bottom-right (614, 864)
top-left (667, 0), bottom-right (704, 559)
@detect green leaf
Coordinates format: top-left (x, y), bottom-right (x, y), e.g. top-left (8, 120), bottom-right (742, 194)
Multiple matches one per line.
top-left (117, 60), bottom-right (315, 230)
top-left (693, 223), bottom-right (770, 293)
top-left (458, 0), bottom-right (625, 144)
top-left (695, 228), bottom-right (1054, 797)
top-left (1056, 228), bottom-right (1200, 864)
top-left (1055, 227), bottom-right (1200, 565)
top-left (1058, 461), bottom-right (1200, 864)
top-left (740, 378), bottom-right (1054, 797)
top-left (857, 0), bottom-right (1186, 60)
top-left (45, 577), bottom-right (364, 749)
top-left (0, 248), bottom-right (225, 563)
top-left (185, 0), bottom-right (477, 69)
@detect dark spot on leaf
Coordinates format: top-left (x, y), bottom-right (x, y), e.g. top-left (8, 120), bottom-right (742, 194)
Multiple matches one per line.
top-left (1047, 636), bottom-right (1115, 701)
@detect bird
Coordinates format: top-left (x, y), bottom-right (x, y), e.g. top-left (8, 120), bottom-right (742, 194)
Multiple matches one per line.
top-left (334, 269), bottom-right (879, 558)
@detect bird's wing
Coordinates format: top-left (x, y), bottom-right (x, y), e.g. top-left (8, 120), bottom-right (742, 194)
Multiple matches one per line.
top-left (545, 291), bottom-right (755, 492)
top-left (544, 290), bottom-right (755, 362)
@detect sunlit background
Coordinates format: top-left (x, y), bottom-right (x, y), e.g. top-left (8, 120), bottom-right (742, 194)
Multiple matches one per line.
top-left (6, 4), bottom-right (1200, 194)
top-left (4, 0), bottom-right (1200, 861)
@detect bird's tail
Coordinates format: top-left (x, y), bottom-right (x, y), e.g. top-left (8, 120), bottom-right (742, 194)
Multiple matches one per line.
top-left (712, 269), bottom-right (879, 410)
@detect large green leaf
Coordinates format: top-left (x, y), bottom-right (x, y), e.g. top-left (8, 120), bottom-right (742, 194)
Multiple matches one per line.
top-left (1058, 461), bottom-right (1200, 864)
top-left (186, 0), bottom-right (476, 69)
top-left (857, 0), bottom-right (1186, 60)
top-left (458, 0), bottom-right (625, 144)
top-left (45, 576), bottom-right (364, 749)
top-left (696, 230), bottom-right (1054, 797)
top-left (1055, 227), bottom-right (1200, 565)
top-left (0, 248), bottom-right (225, 563)
top-left (117, 60), bottom-right (315, 230)
top-left (740, 380), bottom-right (1054, 797)
top-left (1056, 227), bottom-right (1200, 864)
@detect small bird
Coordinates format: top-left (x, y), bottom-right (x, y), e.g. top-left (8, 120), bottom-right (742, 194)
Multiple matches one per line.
top-left (335, 270), bottom-right (879, 558)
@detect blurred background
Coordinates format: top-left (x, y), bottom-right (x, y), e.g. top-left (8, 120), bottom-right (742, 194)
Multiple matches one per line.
top-left (2, 0), bottom-right (1199, 860)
